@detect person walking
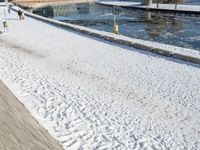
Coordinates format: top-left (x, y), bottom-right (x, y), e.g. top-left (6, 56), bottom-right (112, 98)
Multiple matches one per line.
top-left (18, 9), bottom-right (22, 20)
top-left (8, 4), bottom-right (12, 14)
top-left (21, 11), bottom-right (25, 20)
top-left (18, 9), bottom-right (24, 20)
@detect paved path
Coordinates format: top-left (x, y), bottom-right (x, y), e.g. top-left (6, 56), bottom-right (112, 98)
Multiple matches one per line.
top-left (0, 80), bottom-right (63, 150)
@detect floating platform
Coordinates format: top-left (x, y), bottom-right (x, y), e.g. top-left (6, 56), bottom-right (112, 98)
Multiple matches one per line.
top-left (96, 0), bottom-right (200, 15)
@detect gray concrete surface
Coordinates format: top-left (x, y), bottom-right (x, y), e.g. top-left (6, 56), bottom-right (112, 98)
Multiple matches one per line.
top-left (0, 80), bottom-right (63, 150)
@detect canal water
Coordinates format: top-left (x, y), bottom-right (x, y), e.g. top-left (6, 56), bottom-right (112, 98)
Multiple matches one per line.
top-left (22, 0), bottom-right (200, 51)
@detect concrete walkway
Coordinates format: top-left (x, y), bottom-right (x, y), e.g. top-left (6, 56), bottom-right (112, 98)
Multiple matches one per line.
top-left (0, 80), bottom-right (63, 150)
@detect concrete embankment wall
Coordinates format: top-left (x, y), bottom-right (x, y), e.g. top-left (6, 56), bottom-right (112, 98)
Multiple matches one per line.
top-left (12, 6), bottom-right (200, 65)
top-left (0, 80), bottom-right (64, 150)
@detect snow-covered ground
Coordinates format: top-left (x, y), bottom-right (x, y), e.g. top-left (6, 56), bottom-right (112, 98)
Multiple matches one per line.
top-left (97, 0), bottom-right (200, 12)
top-left (0, 5), bottom-right (200, 150)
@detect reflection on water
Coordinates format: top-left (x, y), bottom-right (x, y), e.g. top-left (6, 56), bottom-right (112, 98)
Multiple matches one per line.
top-left (22, 1), bottom-right (200, 51)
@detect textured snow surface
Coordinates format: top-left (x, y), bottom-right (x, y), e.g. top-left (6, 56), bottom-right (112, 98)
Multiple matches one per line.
top-left (0, 7), bottom-right (200, 150)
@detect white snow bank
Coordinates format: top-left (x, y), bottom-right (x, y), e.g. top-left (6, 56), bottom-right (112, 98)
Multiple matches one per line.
top-left (0, 5), bottom-right (200, 150)
top-left (96, 0), bottom-right (142, 6)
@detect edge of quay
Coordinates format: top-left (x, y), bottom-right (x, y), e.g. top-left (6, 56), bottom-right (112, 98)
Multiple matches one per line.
top-left (95, 0), bottom-right (200, 15)
top-left (12, 6), bottom-right (200, 65)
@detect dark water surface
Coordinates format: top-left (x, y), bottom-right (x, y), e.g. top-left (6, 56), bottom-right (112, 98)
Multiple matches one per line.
top-left (25, 1), bottom-right (200, 51)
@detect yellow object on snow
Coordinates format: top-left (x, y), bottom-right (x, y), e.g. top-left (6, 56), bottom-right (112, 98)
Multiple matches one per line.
top-left (3, 21), bottom-right (8, 28)
top-left (113, 23), bottom-right (119, 34)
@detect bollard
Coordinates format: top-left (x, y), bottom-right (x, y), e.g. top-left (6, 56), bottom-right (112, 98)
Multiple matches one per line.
top-left (113, 23), bottom-right (119, 34)
top-left (3, 21), bottom-right (9, 32)
top-left (3, 21), bottom-right (8, 28)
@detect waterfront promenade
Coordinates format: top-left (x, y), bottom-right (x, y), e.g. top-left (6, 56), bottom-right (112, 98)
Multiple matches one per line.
top-left (0, 4), bottom-right (200, 150)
